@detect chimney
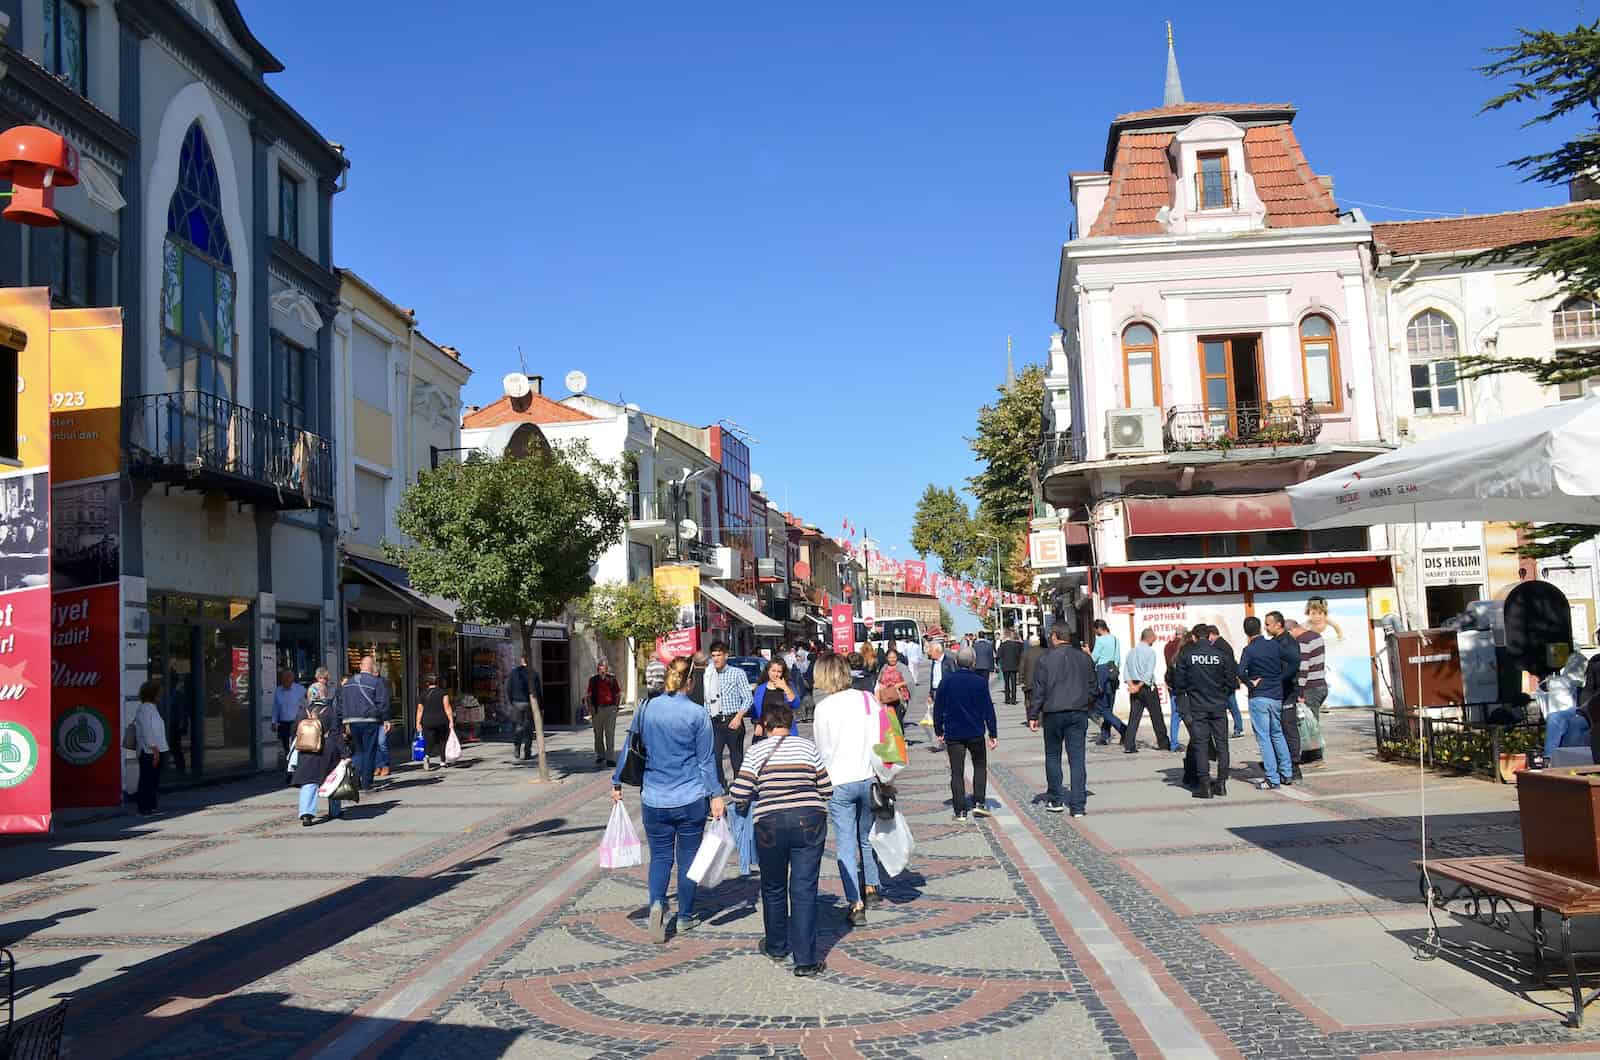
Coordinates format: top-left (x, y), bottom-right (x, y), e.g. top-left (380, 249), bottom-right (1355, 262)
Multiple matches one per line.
top-left (1317, 174), bottom-right (1335, 197)
top-left (1571, 172), bottom-right (1600, 202)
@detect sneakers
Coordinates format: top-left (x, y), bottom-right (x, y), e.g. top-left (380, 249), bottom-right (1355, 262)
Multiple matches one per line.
top-left (300, 814), bottom-right (314, 826)
top-left (1045, 801), bottom-right (1065, 814)
top-left (648, 902), bottom-right (667, 944)
top-left (793, 962), bottom-right (826, 978)
top-left (971, 805), bottom-right (993, 819)
top-left (953, 812), bottom-right (969, 823)
top-left (1070, 810), bottom-right (1086, 818)
top-left (676, 915), bottom-right (701, 935)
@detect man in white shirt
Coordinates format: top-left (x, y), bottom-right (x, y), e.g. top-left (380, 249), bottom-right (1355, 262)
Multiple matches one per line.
top-left (272, 668), bottom-right (306, 763)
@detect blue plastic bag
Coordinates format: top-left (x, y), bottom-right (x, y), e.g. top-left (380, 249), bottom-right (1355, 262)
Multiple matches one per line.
top-left (411, 734), bottom-right (426, 762)
top-left (728, 800), bottom-right (756, 875)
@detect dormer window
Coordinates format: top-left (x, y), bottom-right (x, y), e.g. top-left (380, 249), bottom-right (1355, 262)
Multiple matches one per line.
top-left (1197, 151), bottom-right (1232, 210)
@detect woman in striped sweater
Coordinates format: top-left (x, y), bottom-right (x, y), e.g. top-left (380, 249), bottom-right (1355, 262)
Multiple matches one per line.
top-left (728, 700), bottom-right (833, 977)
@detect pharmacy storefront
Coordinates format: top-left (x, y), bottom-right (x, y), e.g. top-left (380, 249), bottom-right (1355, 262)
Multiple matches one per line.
top-left (1098, 555), bottom-right (1395, 708)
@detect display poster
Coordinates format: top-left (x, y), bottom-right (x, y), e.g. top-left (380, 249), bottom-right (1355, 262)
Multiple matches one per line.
top-left (0, 288), bottom-right (53, 833)
top-left (656, 626), bottom-right (699, 661)
top-left (1132, 596), bottom-right (1247, 683)
top-left (655, 564), bottom-right (701, 630)
top-left (49, 308), bottom-right (123, 809)
top-left (831, 603), bottom-right (855, 653)
top-left (1255, 588), bottom-right (1374, 707)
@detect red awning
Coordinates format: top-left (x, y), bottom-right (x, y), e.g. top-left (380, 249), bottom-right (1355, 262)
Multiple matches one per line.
top-left (1124, 494), bottom-right (1295, 537)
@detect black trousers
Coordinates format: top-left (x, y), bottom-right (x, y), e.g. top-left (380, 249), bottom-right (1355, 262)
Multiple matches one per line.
top-left (1280, 703), bottom-right (1302, 774)
top-left (713, 717), bottom-right (746, 790)
top-left (945, 737), bottom-right (988, 813)
top-left (1123, 685), bottom-right (1168, 751)
top-left (1186, 709), bottom-right (1229, 785)
top-left (509, 701), bottom-right (533, 757)
top-left (137, 752), bottom-right (163, 813)
top-left (1001, 669), bottom-right (1019, 703)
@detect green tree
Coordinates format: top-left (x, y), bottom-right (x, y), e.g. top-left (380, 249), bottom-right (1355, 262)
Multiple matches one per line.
top-left (911, 484), bottom-right (981, 578)
top-left (387, 444), bottom-right (628, 780)
top-left (968, 364), bottom-right (1046, 528)
top-left (1459, 22), bottom-right (1600, 557)
top-left (580, 579), bottom-right (680, 690)
top-left (938, 603), bottom-right (956, 635)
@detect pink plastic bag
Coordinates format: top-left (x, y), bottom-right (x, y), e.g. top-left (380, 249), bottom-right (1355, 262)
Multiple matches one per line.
top-left (598, 802), bottom-right (643, 869)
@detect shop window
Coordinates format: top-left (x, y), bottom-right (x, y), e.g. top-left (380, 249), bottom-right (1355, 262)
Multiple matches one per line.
top-left (30, 224), bottom-right (94, 308)
top-left (1122, 323), bottom-right (1161, 408)
top-left (1299, 314), bottom-right (1341, 410)
top-left (43, 0), bottom-right (87, 96)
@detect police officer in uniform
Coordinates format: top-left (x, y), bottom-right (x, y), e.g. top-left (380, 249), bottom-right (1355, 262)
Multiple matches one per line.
top-left (1172, 622), bottom-right (1237, 799)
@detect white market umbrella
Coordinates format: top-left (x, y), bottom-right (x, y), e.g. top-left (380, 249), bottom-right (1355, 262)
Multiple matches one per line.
top-left (1287, 395), bottom-right (1600, 529)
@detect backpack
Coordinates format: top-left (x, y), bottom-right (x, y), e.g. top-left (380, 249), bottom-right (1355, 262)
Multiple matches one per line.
top-left (294, 709), bottom-right (324, 754)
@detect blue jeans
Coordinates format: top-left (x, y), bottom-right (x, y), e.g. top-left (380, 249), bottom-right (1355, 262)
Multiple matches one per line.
top-left (1093, 665), bottom-right (1126, 736)
top-left (376, 726), bottom-right (391, 770)
top-left (1168, 694), bottom-right (1183, 749)
top-left (829, 779), bottom-right (881, 905)
top-left (298, 782), bottom-right (342, 818)
top-left (1042, 711), bottom-right (1089, 813)
top-left (756, 808), bottom-right (827, 965)
top-left (1546, 708), bottom-right (1592, 759)
top-left (348, 723), bottom-right (382, 789)
top-left (642, 797), bottom-right (709, 921)
top-left (1228, 694), bottom-right (1244, 735)
top-left (1249, 697), bottom-right (1292, 784)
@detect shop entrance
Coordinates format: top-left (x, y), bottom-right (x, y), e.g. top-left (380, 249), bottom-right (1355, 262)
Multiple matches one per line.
top-left (540, 637), bottom-right (571, 724)
top-left (1426, 584), bottom-right (1482, 628)
top-left (147, 592), bottom-right (256, 782)
top-left (347, 609), bottom-right (408, 731)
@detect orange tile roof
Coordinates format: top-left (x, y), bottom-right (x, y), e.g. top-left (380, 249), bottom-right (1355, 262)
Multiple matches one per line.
top-left (1372, 205), bottom-right (1589, 257)
top-left (1086, 120), bottom-right (1337, 237)
top-left (1112, 101), bottom-right (1294, 123)
top-left (461, 393), bottom-right (597, 428)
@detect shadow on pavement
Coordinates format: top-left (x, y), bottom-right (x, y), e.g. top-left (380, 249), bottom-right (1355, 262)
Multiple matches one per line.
top-left (0, 908), bottom-right (93, 947)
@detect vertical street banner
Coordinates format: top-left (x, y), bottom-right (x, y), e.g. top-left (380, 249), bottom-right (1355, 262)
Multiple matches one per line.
top-left (49, 308), bottom-right (123, 809)
top-left (831, 603), bottom-right (854, 653)
top-left (0, 288), bottom-right (53, 833)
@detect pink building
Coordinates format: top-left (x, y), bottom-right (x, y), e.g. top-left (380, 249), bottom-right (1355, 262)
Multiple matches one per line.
top-left (1035, 71), bottom-right (1397, 707)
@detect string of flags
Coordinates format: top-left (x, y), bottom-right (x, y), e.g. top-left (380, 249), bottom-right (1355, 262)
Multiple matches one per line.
top-left (835, 536), bottom-right (1039, 609)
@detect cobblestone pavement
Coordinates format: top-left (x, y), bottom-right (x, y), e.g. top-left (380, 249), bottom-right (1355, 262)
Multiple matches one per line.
top-left (8, 686), bottom-right (1600, 1058)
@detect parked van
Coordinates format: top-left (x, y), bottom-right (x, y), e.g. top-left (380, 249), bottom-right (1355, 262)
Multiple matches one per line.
top-left (871, 617), bottom-right (923, 654)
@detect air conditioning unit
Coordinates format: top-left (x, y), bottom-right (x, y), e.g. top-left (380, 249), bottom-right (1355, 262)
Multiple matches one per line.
top-left (1105, 407), bottom-right (1163, 456)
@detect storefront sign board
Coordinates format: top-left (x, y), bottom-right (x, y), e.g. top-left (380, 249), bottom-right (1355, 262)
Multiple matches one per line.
top-left (458, 621), bottom-right (512, 640)
top-left (48, 308), bottom-right (123, 809)
top-left (1102, 556), bottom-right (1393, 602)
top-left (0, 288), bottom-right (53, 833)
top-left (1422, 547), bottom-right (1485, 587)
top-left (831, 604), bottom-right (855, 652)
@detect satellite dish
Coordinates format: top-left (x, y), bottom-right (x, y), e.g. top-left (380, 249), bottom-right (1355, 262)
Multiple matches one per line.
top-left (679, 519), bottom-right (699, 541)
top-left (564, 370), bottom-right (588, 395)
top-left (750, 472), bottom-right (765, 494)
top-left (502, 372), bottom-right (531, 399)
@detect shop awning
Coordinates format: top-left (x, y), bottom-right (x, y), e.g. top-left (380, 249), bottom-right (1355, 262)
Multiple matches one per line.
top-left (699, 581), bottom-right (783, 634)
top-left (346, 555), bottom-right (457, 622)
top-left (1124, 494), bottom-right (1295, 537)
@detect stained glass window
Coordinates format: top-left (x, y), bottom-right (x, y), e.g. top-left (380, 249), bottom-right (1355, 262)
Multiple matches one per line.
top-left (163, 123), bottom-right (236, 402)
top-left (44, 0), bottom-right (87, 96)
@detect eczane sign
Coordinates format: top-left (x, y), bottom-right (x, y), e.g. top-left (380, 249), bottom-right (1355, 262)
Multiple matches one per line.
top-left (1101, 556), bottom-right (1393, 601)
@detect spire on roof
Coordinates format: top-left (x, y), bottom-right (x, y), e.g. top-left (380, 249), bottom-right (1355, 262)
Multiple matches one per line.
top-left (1005, 335), bottom-right (1015, 386)
top-left (1163, 20), bottom-right (1185, 106)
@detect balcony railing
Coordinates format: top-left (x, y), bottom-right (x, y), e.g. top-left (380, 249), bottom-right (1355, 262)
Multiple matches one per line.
top-left (1036, 430), bottom-right (1087, 469)
top-left (125, 391), bottom-right (335, 510)
top-left (1194, 169), bottom-right (1241, 211)
top-left (683, 539), bottom-right (717, 565)
top-left (1163, 401), bottom-right (1322, 453)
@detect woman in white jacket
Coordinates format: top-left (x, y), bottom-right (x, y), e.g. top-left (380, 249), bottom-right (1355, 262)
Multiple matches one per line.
top-left (810, 653), bottom-right (884, 925)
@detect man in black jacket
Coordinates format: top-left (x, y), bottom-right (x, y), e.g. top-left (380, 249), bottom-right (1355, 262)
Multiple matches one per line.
top-left (506, 656), bottom-right (545, 762)
top-left (997, 629), bottom-right (1025, 704)
top-left (1172, 623), bottom-right (1237, 798)
top-left (1264, 611), bottom-right (1303, 780)
top-left (1029, 627), bottom-right (1098, 816)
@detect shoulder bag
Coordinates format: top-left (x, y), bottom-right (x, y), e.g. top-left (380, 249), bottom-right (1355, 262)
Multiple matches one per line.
top-left (294, 708), bottom-right (324, 754)
top-left (617, 701), bottom-right (649, 787)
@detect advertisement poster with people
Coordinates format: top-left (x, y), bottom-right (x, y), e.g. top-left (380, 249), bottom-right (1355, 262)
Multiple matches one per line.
top-left (1255, 589), bottom-right (1373, 708)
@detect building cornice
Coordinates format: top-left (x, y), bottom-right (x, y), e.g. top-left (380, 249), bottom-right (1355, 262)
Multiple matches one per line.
top-left (0, 47), bottom-right (136, 164)
top-left (270, 237), bottom-right (339, 300)
top-left (1065, 224), bottom-right (1371, 263)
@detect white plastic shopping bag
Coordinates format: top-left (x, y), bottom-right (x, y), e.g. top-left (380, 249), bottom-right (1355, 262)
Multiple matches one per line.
top-left (868, 809), bottom-right (915, 877)
top-left (599, 801), bottom-right (643, 869)
top-left (444, 727), bottom-right (463, 763)
top-left (317, 758), bottom-right (347, 798)
top-left (687, 817), bottom-right (735, 888)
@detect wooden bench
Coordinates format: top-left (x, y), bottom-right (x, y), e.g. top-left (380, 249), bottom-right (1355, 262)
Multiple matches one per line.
top-left (1419, 855), bottom-right (1600, 1027)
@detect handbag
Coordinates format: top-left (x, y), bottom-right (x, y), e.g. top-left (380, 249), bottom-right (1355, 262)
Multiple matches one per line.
top-left (617, 701), bottom-right (649, 787)
top-left (870, 780), bottom-right (898, 821)
top-left (294, 711), bottom-right (324, 754)
top-left (123, 720), bottom-right (139, 751)
top-left (328, 761), bottom-right (361, 803)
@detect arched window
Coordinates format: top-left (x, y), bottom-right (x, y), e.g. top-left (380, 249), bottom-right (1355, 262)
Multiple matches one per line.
top-left (1121, 322), bottom-right (1161, 408)
top-left (161, 122), bottom-right (236, 401)
top-left (1299, 314), bottom-right (1341, 410)
top-left (1553, 296), bottom-right (1600, 342)
top-left (1406, 309), bottom-right (1459, 416)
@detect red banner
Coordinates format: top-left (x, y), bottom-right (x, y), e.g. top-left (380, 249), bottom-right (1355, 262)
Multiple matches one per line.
top-left (831, 604), bottom-right (855, 653)
top-left (656, 626), bottom-right (699, 662)
top-left (903, 560), bottom-right (927, 595)
top-left (49, 585), bottom-right (120, 807)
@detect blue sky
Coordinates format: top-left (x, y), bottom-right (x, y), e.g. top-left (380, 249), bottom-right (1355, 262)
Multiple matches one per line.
top-left (244, 1), bottom-right (1588, 593)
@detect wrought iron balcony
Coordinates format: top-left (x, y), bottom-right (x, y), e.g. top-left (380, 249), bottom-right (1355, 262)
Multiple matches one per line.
top-left (1163, 402), bottom-right (1322, 453)
top-left (683, 539), bottom-right (717, 565)
top-left (1036, 430), bottom-right (1087, 469)
top-left (125, 391), bottom-right (335, 510)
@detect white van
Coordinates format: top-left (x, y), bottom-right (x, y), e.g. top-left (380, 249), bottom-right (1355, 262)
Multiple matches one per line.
top-left (871, 617), bottom-right (923, 655)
